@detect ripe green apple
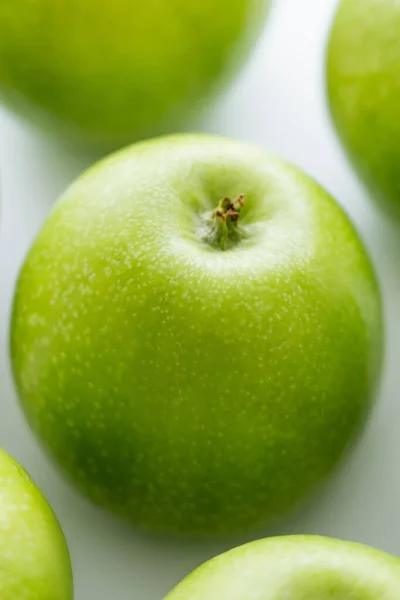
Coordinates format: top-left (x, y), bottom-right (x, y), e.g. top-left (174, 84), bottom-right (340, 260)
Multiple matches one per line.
top-left (327, 0), bottom-right (400, 219)
top-left (0, 448), bottom-right (73, 599)
top-left (0, 0), bottom-right (268, 147)
top-left (164, 535), bottom-right (400, 599)
top-left (11, 134), bottom-right (383, 535)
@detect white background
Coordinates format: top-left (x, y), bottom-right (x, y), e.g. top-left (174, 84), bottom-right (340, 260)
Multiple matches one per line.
top-left (1, 0), bottom-right (400, 598)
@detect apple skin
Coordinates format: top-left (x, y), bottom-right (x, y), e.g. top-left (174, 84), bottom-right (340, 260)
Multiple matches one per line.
top-left (327, 0), bottom-right (400, 220)
top-left (0, 448), bottom-right (73, 600)
top-left (11, 134), bottom-right (382, 536)
top-left (0, 0), bottom-right (268, 148)
top-left (164, 535), bottom-right (400, 599)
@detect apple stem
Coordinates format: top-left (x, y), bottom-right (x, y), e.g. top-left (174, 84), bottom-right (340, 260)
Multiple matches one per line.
top-left (207, 195), bottom-right (245, 251)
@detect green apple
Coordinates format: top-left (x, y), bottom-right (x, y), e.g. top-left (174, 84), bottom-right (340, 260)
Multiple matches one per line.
top-left (327, 0), bottom-right (400, 219)
top-left (164, 535), bottom-right (400, 599)
top-left (0, 0), bottom-right (268, 147)
top-left (0, 448), bottom-right (73, 599)
top-left (11, 134), bottom-right (383, 535)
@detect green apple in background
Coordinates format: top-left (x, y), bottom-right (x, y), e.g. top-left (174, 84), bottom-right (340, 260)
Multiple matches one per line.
top-left (0, 448), bottom-right (73, 599)
top-left (11, 134), bottom-right (382, 536)
top-left (327, 0), bottom-right (400, 220)
top-left (0, 0), bottom-right (268, 148)
top-left (164, 535), bottom-right (400, 599)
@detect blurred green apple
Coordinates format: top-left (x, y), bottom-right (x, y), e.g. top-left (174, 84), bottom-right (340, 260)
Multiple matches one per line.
top-left (0, 448), bottom-right (72, 599)
top-left (327, 0), bottom-right (400, 219)
top-left (164, 535), bottom-right (400, 599)
top-left (0, 0), bottom-right (268, 147)
top-left (11, 134), bottom-right (382, 535)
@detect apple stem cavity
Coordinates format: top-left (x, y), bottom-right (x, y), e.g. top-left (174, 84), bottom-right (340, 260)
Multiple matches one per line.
top-left (205, 195), bottom-right (245, 251)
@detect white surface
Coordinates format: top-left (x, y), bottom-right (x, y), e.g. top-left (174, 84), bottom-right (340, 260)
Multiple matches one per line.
top-left (1, 0), bottom-right (400, 597)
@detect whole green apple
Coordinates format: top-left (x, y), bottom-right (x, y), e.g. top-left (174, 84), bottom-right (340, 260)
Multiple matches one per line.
top-left (11, 134), bottom-right (383, 535)
top-left (0, 0), bottom-right (268, 147)
top-left (327, 0), bottom-right (400, 219)
top-left (164, 535), bottom-right (400, 599)
top-left (0, 448), bottom-right (73, 599)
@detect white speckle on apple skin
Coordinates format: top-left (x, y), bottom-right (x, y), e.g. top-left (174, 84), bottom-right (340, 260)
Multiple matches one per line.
top-left (11, 135), bottom-right (383, 535)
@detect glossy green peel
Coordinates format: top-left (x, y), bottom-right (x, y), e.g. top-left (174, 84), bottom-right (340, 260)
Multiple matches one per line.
top-left (327, 0), bottom-right (400, 219)
top-left (164, 536), bottom-right (400, 599)
top-left (0, 0), bottom-right (268, 147)
top-left (11, 135), bottom-right (383, 535)
top-left (0, 448), bottom-right (73, 600)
